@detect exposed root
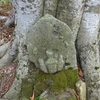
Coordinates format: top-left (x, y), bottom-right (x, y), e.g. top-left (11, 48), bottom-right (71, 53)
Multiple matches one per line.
top-left (0, 62), bottom-right (16, 97)
top-left (0, 41), bottom-right (11, 58)
top-left (0, 16), bottom-right (8, 20)
top-left (0, 37), bottom-right (18, 69)
top-left (3, 14), bottom-right (15, 27)
top-left (0, 39), bottom-right (4, 46)
top-left (0, 49), bottom-right (15, 69)
top-left (2, 7), bottom-right (15, 27)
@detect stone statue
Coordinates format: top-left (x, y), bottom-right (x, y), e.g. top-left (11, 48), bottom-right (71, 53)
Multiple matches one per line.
top-left (45, 50), bottom-right (58, 73)
top-left (27, 14), bottom-right (77, 73)
top-left (38, 50), bottom-right (64, 73)
top-left (58, 55), bottom-right (64, 71)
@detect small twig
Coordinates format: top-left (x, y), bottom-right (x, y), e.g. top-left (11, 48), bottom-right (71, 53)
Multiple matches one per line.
top-left (30, 93), bottom-right (34, 100)
top-left (71, 89), bottom-right (80, 100)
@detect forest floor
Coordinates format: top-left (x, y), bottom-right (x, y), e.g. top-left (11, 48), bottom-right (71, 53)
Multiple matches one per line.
top-left (0, 2), bottom-right (14, 44)
top-left (0, 2), bottom-right (16, 98)
top-left (0, 2), bottom-right (84, 100)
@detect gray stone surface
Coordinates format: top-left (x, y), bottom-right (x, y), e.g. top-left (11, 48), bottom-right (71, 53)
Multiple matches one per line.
top-left (76, 80), bottom-right (86, 100)
top-left (39, 88), bottom-right (77, 100)
top-left (27, 14), bottom-right (77, 73)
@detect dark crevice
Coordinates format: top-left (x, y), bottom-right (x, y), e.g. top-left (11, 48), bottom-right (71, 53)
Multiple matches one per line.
top-left (42, 0), bottom-right (45, 16)
top-left (55, 0), bottom-right (60, 18)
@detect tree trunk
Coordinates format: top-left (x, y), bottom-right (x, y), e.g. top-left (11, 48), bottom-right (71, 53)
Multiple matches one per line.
top-left (0, 0), bottom-right (100, 100)
top-left (2, 0), bottom-right (44, 100)
top-left (77, 0), bottom-right (100, 99)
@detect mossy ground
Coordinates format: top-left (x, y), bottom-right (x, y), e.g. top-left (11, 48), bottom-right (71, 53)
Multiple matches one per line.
top-left (34, 68), bottom-right (78, 97)
top-left (67, 97), bottom-right (76, 100)
top-left (20, 78), bottom-right (34, 100)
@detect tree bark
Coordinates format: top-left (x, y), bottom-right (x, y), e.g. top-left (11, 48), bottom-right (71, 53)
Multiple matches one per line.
top-left (56, 0), bottom-right (85, 39)
top-left (2, 0), bottom-right (44, 99)
top-left (77, 0), bottom-right (100, 99)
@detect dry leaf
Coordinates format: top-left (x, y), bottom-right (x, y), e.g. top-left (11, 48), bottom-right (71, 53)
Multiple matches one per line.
top-left (77, 63), bottom-right (83, 77)
top-left (0, 62), bottom-right (16, 97)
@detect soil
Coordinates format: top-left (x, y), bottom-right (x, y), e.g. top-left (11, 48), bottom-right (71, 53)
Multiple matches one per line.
top-left (0, 2), bottom-right (16, 97)
top-left (0, 62), bottom-right (16, 97)
top-left (0, 2), bottom-right (14, 45)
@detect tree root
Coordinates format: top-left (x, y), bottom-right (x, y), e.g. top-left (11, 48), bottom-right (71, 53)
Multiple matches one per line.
top-left (3, 8), bottom-right (15, 27)
top-left (0, 38), bottom-right (18, 69)
top-left (0, 39), bottom-right (5, 46)
top-left (0, 41), bottom-right (11, 58)
top-left (0, 50), bottom-right (15, 69)
top-left (3, 14), bottom-right (15, 27)
top-left (0, 16), bottom-right (8, 20)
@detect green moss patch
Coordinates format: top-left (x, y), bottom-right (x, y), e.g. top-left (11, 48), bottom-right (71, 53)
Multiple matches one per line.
top-left (34, 68), bottom-right (78, 97)
top-left (67, 97), bottom-right (76, 100)
top-left (21, 78), bottom-right (34, 99)
top-left (95, 66), bottom-right (100, 70)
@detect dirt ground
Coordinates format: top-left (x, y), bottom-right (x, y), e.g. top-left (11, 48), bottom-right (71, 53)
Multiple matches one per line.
top-left (0, 2), bottom-right (14, 45)
top-left (0, 2), bottom-right (16, 97)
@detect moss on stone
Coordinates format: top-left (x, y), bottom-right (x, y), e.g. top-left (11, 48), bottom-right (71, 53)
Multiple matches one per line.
top-left (67, 97), bottom-right (76, 100)
top-left (34, 68), bottom-right (78, 97)
top-left (21, 78), bottom-right (33, 99)
top-left (64, 68), bottom-right (78, 89)
top-left (95, 66), bottom-right (99, 70)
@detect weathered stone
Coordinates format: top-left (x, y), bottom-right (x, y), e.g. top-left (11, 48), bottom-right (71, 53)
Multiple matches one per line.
top-left (27, 14), bottom-right (77, 73)
top-left (38, 88), bottom-right (77, 100)
top-left (76, 80), bottom-right (86, 100)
